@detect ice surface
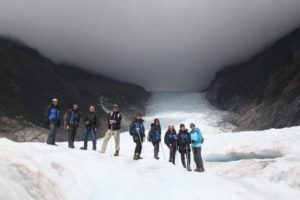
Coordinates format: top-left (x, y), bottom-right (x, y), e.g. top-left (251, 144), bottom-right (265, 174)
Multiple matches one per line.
top-left (0, 92), bottom-right (299, 200)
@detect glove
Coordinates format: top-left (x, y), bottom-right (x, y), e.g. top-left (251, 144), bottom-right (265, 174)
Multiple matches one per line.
top-left (191, 140), bottom-right (196, 144)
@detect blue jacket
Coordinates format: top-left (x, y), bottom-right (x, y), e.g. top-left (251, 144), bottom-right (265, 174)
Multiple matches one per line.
top-left (190, 128), bottom-right (203, 148)
top-left (130, 119), bottom-right (145, 138)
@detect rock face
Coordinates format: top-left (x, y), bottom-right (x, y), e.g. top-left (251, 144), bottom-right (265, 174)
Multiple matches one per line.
top-left (0, 37), bottom-right (149, 141)
top-left (206, 27), bottom-right (300, 131)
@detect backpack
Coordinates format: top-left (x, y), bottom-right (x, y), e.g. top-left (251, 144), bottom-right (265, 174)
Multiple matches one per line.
top-left (147, 131), bottom-right (153, 142)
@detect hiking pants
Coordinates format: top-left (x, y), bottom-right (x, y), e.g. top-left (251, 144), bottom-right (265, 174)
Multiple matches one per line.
top-left (100, 129), bottom-right (120, 153)
top-left (193, 147), bottom-right (204, 170)
top-left (67, 126), bottom-right (77, 147)
top-left (134, 138), bottom-right (142, 154)
top-left (83, 127), bottom-right (97, 150)
top-left (153, 142), bottom-right (160, 158)
top-left (169, 145), bottom-right (177, 164)
top-left (47, 121), bottom-right (57, 145)
top-left (180, 150), bottom-right (191, 168)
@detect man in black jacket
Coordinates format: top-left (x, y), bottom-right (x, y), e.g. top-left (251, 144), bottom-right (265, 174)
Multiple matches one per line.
top-left (100, 104), bottom-right (122, 156)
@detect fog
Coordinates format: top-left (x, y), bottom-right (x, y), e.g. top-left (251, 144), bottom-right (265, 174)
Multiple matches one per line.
top-left (1, 0), bottom-right (300, 91)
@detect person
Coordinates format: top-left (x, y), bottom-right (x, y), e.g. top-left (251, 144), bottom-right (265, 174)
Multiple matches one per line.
top-left (148, 118), bottom-right (161, 159)
top-left (190, 123), bottom-right (205, 172)
top-left (129, 112), bottom-right (145, 160)
top-left (46, 98), bottom-right (60, 145)
top-left (177, 124), bottom-right (192, 171)
top-left (80, 105), bottom-right (99, 150)
top-left (164, 125), bottom-right (177, 164)
top-left (100, 104), bottom-right (122, 156)
top-left (64, 104), bottom-right (80, 148)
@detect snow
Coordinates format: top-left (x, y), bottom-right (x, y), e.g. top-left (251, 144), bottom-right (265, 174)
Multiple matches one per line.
top-left (1, 92), bottom-right (300, 200)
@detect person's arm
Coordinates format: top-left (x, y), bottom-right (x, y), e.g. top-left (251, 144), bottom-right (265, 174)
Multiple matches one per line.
top-left (164, 131), bottom-right (169, 145)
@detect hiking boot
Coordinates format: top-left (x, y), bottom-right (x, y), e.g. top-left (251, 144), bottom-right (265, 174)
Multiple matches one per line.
top-left (187, 166), bottom-right (192, 171)
top-left (198, 168), bottom-right (205, 172)
top-left (80, 147), bottom-right (87, 150)
top-left (92, 148), bottom-right (96, 151)
top-left (114, 151), bottom-right (119, 156)
top-left (154, 156), bottom-right (160, 160)
top-left (137, 154), bottom-right (143, 160)
top-left (133, 153), bottom-right (139, 160)
top-left (69, 145), bottom-right (75, 149)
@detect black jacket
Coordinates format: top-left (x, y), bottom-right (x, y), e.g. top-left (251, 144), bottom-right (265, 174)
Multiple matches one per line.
top-left (107, 111), bottom-right (122, 130)
top-left (164, 130), bottom-right (177, 147)
top-left (84, 112), bottom-right (99, 129)
top-left (64, 108), bottom-right (80, 127)
top-left (148, 123), bottom-right (161, 143)
top-left (177, 130), bottom-right (191, 151)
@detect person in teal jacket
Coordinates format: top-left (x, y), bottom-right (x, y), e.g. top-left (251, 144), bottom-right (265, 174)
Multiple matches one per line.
top-left (190, 123), bottom-right (205, 172)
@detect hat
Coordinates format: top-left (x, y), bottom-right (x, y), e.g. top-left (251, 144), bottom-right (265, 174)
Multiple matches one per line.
top-left (113, 104), bottom-right (119, 108)
top-left (180, 124), bottom-right (185, 128)
top-left (52, 98), bottom-right (58, 102)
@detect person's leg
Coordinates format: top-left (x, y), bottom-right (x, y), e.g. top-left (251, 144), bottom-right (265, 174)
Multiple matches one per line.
top-left (47, 122), bottom-right (55, 144)
top-left (199, 147), bottom-right (204, 171)
top-left (67, 127), bottom-right (73, 147)
top-left (180, 152), bottom-right (186, 168)
top-left (193, 147), bottom-right (199, 169)
top-left (169, 146), bottom-right (173, 162)
top-left (50, 122), bottom-right (57, 145)
top-left (92, 129), bottom-right (97, 150)
top-left (173, 148), bottom-right (176, 165)
top-left (113, 130), bottom-right (120, 153)
top-left (100, 129), bottom-right (112, 153)
top-left (154, 143), bottom-right (159, 159)
top-left (83, 128), bottom-right (90, 149)
top-left (187, 149), bottom-right (191, 170)
top-left (71, 127), bottom-right (77, 147)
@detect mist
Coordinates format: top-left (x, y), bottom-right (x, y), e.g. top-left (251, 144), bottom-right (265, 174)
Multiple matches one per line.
top-left (1, 0), bottom-right (300, 91)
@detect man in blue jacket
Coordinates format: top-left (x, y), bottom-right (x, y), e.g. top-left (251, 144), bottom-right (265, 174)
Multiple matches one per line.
top-left (190, 123), bottom-right (205, 172)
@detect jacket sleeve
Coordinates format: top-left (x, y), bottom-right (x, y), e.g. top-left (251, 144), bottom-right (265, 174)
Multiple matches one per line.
top-left (95, 114), bottom-right (100, 128)
top-left (116, 113), bottom-right (122, 124)
top-left (188, 133), bottom-right (192, 144)
top-left (164, 131), bottom-right (169, 145)
top-left (129, 122), bottom-right (135, 136)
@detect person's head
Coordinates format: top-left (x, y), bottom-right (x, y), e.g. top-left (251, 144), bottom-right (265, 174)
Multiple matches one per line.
top-left (190, 123), bottom-right (196, 130)
top-left (154, 118), bottom-right (160, 126)
top-left (112, 104), bottom-right (119, 112)
top-left (73, 104), bottom-right (78, 111)
top-left (89, 105), bottom-right (95, 113)
top-left (136, 112), bottom-right (142, 120)
top-left (180, 124), bottom-right (185, 131)
top-left (168, 125), bottom-right (175, 131)
top-left (52, 98), bottom-right (58, 106)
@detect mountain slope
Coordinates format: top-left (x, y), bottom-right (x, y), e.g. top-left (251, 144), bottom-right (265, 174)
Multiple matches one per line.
top-left (206, 26), bottom-right (300, 130)
top-left (0, 37), bottom-right (149, 141)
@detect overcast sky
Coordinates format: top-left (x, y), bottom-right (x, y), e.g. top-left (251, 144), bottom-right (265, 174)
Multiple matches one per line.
top-left (1, 0), bottom-right (300, 91)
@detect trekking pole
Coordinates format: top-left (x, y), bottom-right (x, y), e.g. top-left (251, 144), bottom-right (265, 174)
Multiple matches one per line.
top-left (137, 131), bottom-right (143, 157)
top-left (160, 142), bottom-right (167, 162)
top-left (185, 144), bottom-right (189, 171)
top-left (111, 125), bottom-right (113, 155)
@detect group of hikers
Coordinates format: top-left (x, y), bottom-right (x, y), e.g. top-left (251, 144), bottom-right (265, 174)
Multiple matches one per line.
top-left (46, 98), bottom-right (205, 172)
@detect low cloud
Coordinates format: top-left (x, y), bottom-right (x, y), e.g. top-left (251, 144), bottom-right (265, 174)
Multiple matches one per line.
top-left (1, 0), bottom-right (300, 91)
